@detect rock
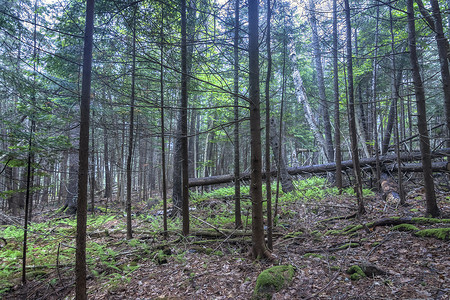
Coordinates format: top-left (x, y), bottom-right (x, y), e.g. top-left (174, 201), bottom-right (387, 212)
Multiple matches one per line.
top-left (253, 265), bottom-right (295, 299)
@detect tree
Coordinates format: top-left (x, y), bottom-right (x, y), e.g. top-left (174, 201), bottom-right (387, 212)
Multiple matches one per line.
top-left (126, 5), bottom-right (137, 240)
top-left (233, 0), bottom-right (242, 229)
top-left (181, 0), bottom-right (189, 236)
top-left (344, 0), bottom-right (365, 216)
top-left (429, 0), bottom-right (450, 156)
top-left (308, 0), bottom-right (334, 162)
top-left (333, 0), bottom-right (342, 192)
top-left (249, 0), bottom-right (267, 259)
top-left (406, 0), bottom-right (440, 217)
top-left (75, 0), bottom-right (94, 298)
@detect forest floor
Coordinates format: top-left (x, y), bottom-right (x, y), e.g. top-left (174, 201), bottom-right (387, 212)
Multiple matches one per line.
top-left (1, 177), bottom-right (450, 299)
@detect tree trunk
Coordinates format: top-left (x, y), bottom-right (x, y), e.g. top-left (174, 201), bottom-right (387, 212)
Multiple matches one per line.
top-left (126, 8), bottom-right (137, 240)
top-left (76, 0), bottom-right (94, 297)
top-left (345, 0), bottom-right (365, 215)
top-left (181, 0), bottom-right (189, 236)
top-left (407, 0), bottom-right (440, 217)
top-left (249, 0), bottom-right (267, 259)
top-left (289, 42), bottom-right (328, 161)
top-left (265, 0), bottom-right (273, 251)
top-left (333, 0), bottom-right (343, 192)
top-left (309, 0), bottom-right (334, 162)
top-left (429, 0), bottom-right (450, 158)
top-left (233, 0), bottom-right (242, 228)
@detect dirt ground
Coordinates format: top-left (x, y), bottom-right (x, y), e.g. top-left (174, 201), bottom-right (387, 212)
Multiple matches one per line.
top-left (3, 181), bottom-right (450, 300)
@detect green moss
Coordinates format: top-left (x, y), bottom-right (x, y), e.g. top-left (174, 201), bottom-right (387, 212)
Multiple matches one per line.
top-left (411, 217), bottom-right (450, 224)
top-left (325, 229), bottom-right (341, 235)
top-left (330, 266), bottom-right (340, 271)
top-left (284, 231), bottom-right (303, 239)
top-left (414, 228), bottom-right (450, 240)
top-left (337, 242), bottom-right (359, 250)
top-left (346, 265), bottom-right (366, 281)
top-left (391, 224), bottom-right (419, 232)
top-left (303, 253), bottom-right (324, 259)
top-left (253, 265), bottom-right (295, 299)
top-left (344, 225), bottom-right (363, 234)
top-left (371, 242), bottom-right (380, 247)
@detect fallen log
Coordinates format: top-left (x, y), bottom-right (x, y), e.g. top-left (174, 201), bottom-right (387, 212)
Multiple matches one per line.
top-left (189, 148), bottom-right (450, 187)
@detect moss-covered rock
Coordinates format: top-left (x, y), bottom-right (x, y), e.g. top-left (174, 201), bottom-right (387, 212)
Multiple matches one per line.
top-left (253, 265), bottom-right (295, 299)
top-left (414, 228), bottom-right (450, 240)
top-left (346, 265), bottom-right (366, 281)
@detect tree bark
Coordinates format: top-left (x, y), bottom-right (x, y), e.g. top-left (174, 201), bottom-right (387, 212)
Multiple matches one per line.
top-left (249, 0), bottom-right (267, 259)
top-left (407, 0), bottom-right (440, 217)
top-left (76, 0), bottom-right (94, 298)
top-left (429, 0), bottom-right (450, 158)
top-left (181, 0), bottom-right (189, 236)
top-left (333, 0), bottom-right (343, 192)
top-left (309, 0), bottom-right (334, 162)
top-left (345, 0), bottom-right (365, 215)
top-left (233, 0), bottom-right (242, 229)
top-left (126, 7), bottom-right (137, 240)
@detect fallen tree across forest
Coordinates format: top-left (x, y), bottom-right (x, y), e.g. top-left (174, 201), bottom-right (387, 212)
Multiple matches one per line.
top-left (188, 148), bottom-right (450, 187)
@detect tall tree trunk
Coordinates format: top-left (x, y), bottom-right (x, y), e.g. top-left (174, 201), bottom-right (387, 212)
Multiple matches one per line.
top-left (371, 1), bottom-right (381, 192)
top-left (160, 18), bottom-right (168, 233)
top-left (429, 0), bottom-right (450, 158)
top-left (309, 0), bottom-right (334, 162)
top-left (249, 0), bottom-right (267, 259)
top-left (407, 0), bottom-right (440, 217)
top-left (126, 7), bottom-right (137, 240)
top-left (389, 6), bottom-right (406, 205)
top-left (333, 0), bottom-right (342, 193)
top-left (344, 0), bottom-right (365, 215)
top-left (233, 0), bottom-right (242, 229)
top-left (76, 0), bottom-right (94, 297)
top-left (181, 0), bottom-right (189, 236)
top-left (265, 0), bottom-right (273, 251)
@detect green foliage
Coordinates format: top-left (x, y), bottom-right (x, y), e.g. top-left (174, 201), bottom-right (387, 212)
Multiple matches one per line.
top-left (303, 253), bottom-right (324, 259)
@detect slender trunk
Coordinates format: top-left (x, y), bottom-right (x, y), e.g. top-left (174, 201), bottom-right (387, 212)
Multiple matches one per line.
top-left (160, 6), bottom-right (168, 236)
top-left (333, 0), bottom-right (342, 193)
top-left (181, 0), bottom-right (189, 235)
top-left (126, 8), bottom-right (137, 240)
top-left (249, 0), bottom-right (267, 259)
top-left (389, 6), bottom-right (406, 205)
top-left (407, 0), bottom-right (440, 217)
top-left (265, 0), bottom-right (273, 251)
top-left (103, 126), bottom-right (112, 198)
top-left (233, 0), bottom-right (242, 229)
top-left (76, 0), bottom-right (94, 297)
top-left (344, 0), bottom-right (365, 215)
top-left (372, 2), bottom-right (381, 192)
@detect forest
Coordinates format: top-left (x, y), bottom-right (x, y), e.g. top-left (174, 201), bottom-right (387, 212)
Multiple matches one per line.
top-left (0, 0), bottom-right (449, 298)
